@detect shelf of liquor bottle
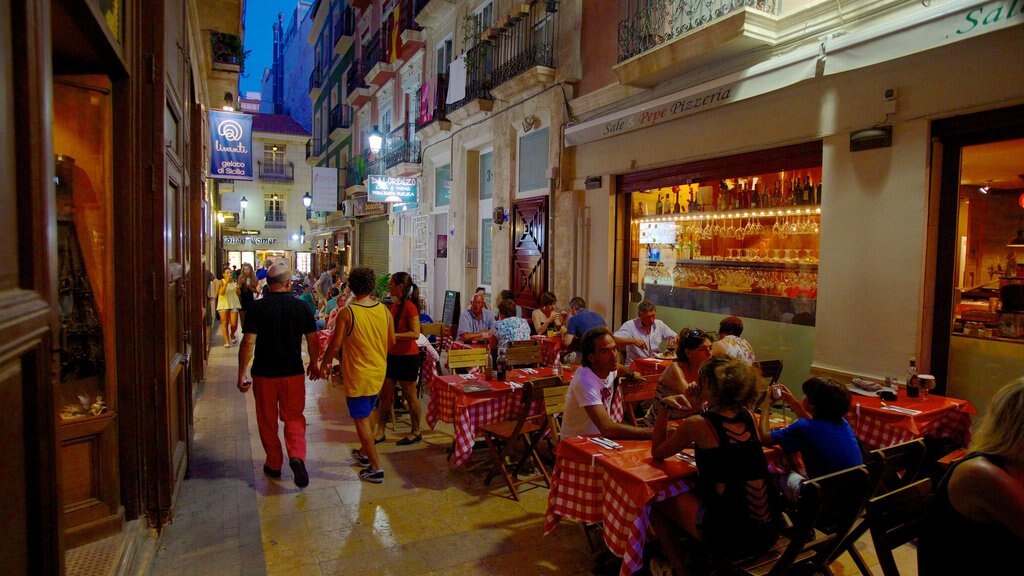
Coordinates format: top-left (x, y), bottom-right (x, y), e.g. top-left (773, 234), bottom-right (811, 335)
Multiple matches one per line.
top-left (634, 205), bottom-right (821, 223)
top-left (669, 258), bottom-right (818, 270)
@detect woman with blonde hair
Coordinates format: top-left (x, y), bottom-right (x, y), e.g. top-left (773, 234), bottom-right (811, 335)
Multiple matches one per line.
top-left (216, 266), bottom-right (242, 347)
top-left (919, 377), bottom-right (1024, 574)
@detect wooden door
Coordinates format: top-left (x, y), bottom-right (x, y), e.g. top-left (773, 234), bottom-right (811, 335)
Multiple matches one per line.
top-left (1, 0), bottom-right (64, 573)
top-left (510, 197), bottom-right (549, 319)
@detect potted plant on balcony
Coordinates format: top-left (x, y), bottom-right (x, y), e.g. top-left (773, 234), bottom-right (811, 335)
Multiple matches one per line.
top-left (353, 156), bottom-right (368, 184)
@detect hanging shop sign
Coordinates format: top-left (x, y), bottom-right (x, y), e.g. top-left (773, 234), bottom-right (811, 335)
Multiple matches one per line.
top-left (224, 236), bottom-right (279, 245)
top-left (353, 196), bottom-right (388, 217)
top-left (238, 230), bottom-right (261, 236)
top-left (311, 166), bottom-right (339, 211)
top-left (368, 175), bottom-right (418, 203)
top-left (209, 110), bottom-right (253, 180)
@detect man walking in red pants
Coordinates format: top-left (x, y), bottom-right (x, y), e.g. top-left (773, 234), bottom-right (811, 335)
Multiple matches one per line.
top-left (237, 262), bottom-right (321, 487)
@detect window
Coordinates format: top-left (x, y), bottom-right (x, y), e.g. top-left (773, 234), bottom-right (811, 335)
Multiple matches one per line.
top-left (480, 151), bottom-right (493, 199)
top-left (263, 145), bottom-right (287, 177)
top-left (480, 217), bottom-right (493, 287)
top-left (436, 36), bottom-right (453, 76)
top-left (379, 97), bottom-right (392, 135)
top-left (518, 128), bottom-right (549, 193)
top-left (265, 193), bottom-right (285, 226)
top-left (436, 163), bottom-right (451, 207)
top-left (472, 2), bottom-right (493, 45)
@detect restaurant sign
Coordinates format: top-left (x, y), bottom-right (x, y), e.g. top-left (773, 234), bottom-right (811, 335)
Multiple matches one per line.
top-left (367, 175), bottom-right (418, 203)
top-left (224, 237), bottom-right (278, 245)
top-left (353, 196), bottom-right (388, 217)
top-left (208, 110), bottom-right (253, 180)
top-left (238, 229), bottom-right (261, 236)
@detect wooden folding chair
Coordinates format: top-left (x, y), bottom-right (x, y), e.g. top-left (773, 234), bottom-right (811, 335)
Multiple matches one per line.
top-left (868, 478), bottom-right (933, 576)
top-left (506, 341), bottom-right (543, 368)
top-left (828, 438), bottom-right (927, 574)
top-left (539, 379), bottom-right (570, 445)
top-left (619, 373), bottom-right (658, 425)
top-left (446, 347), bottom-right (489, 372)
top-left (715, 464), bottom-right (873, 576)
top-left (479, 376), bottom-right (561, 500)
top-left (420, 322), bottom-right (446, 351)
top-left (509, 339), bottom-right (539, 348)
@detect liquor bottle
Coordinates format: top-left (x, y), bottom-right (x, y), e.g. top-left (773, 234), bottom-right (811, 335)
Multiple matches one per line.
top-left (673, 189), bottom-right (681, 214)
top-left (801, 176), bottom-right (812, 205)
top-left (552, 352), bottom-right (562, 376)
top-left (496, 347), bottom-right (507, 381)
top-left (656, 194), bottom-right (664, 215)
top-left (485, 351), bottom-right (494, 380)
top-left (750, 182), bottom-right (758, 208)
top-left (761, 183), bottom-right (770, 209)
top-left (905, 358), bottom-right (919, 398)
top-left (790, 178), bottom-right (799, 206)
top-left (815, 182), bottom-right (822, 206)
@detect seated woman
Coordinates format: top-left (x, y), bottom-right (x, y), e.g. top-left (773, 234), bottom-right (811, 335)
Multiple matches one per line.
top-left (531, 291), bottom-right (565, 336)
top-left (918, 377), bottom-right (1024, 574)
top-left (643, 328), bottom-right (713, 426)
top-left (650, 357), bottom-right (780, 571)
top-left (493, 298), bottom-right (531, 355)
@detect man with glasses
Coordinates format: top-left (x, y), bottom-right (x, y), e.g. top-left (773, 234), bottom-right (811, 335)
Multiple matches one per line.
top-left (560, 327), bottom-right (652, 440)
top-left (614, 300), bottom-right (678, 364)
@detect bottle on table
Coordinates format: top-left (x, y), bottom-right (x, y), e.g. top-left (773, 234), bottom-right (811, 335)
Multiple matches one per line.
top-left (484, 351), bottom-right (494, 380)
top-left (496, 347), bottom-right (507, 381)
top-left (552, 353), bottom-right (562, 376)
top-left (906, 358), bottom-right (920, 398)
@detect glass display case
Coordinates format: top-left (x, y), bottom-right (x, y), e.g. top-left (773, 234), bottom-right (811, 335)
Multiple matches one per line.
top-left (629, 167), bottom-right (821, 325)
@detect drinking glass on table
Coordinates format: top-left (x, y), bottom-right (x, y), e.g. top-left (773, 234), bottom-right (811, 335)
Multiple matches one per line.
top-left (918, 374), bottom-right (936, 401)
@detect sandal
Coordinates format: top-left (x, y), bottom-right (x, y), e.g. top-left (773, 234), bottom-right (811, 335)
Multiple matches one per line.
top-left (374, 435), bottom-right (386, 445)
top-left (396, 434), bottom-right (422, 446)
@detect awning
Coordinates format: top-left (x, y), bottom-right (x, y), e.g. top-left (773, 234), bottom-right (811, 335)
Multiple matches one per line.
top-left (823, 0), bottom-right (1024, 76)
top-left (564, 45), bottom-right (821, 147)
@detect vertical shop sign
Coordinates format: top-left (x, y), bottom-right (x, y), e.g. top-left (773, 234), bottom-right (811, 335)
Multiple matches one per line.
top-left (311, 166), bottom-right (339, 211)
top-left (209, 110), bottom-right (253, 180)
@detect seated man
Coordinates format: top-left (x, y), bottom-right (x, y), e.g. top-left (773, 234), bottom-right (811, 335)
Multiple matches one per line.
top-left (562, 296), bottom-right (606, 352)
top-left (560, 327), bottom-right (652, 440)
top-left (456, 292), bottom-right (496, 342)
top-left (613, 299), bottom-right (678, 364)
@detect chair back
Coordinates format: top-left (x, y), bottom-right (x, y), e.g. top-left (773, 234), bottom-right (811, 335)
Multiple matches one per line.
top-left (756, 359), bottom-right (784, 386)
top-left (509, 339), bottom-right (539, 348)
top-left (867, 438), bottom-right (927, 496)
top-left (866, 478), bottom-right (933, 576)
top-left (511, 376), bottom-right (563, 434)
top-left (447, 347), bottom-right (489, 370)
top-left (420, 322), bottom-right (446, 338)
top-left (534, 377), bottom-right (569, 440)
top-left (506, 342), bottom-right (543, 367)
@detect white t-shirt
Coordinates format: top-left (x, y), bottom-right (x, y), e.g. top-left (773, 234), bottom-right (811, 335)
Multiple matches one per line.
top-left (560, 366), bottom-right (617, 439)
top-left (614, 317), bottom-right (677, 363)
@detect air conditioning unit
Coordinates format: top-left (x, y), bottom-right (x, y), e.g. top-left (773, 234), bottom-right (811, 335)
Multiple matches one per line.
top-left (341, 198), bottom-right (354, 215)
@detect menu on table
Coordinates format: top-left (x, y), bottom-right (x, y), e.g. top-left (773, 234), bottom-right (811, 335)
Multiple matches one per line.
top-left (458, 380), bottom-right (493, 393)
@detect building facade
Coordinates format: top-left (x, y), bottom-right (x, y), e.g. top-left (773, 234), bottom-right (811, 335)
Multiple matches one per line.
top-left (2, 0), bottom-right (243, 572)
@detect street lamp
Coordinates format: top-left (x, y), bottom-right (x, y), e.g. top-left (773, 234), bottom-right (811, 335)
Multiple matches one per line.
top-left (240, 196), bottom-right (247, 219)
top-left (368, 125), bottom-right (383, 155)
top-left (302, 192), bottom-right (312, 208)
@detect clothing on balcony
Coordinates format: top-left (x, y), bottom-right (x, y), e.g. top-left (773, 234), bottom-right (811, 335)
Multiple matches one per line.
top-left (446, 54), bottom-right (467, 104)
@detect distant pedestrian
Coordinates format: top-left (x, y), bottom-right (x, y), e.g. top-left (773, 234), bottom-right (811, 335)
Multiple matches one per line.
top-left (315, 262), bottom-right (337, 302)
top-left (320, 266), bottom-right (394, 483)
top-left (237, 263), bottom-right (258, 328)
top-left (216, 267), bottom-right (241, 347)
top-left (237, 262), bottom-right (321, 488)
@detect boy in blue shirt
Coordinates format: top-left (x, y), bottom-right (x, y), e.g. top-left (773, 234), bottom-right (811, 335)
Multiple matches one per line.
top-left (760, 376), bottom-right (863, 501)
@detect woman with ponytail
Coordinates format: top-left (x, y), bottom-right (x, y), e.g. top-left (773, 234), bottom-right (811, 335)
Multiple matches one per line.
top-left (375, 272), bottom-right (424, 446)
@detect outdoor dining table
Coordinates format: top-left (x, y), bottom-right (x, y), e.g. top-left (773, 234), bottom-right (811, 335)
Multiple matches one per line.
top-left (531, 333), bottom-right (562, 365)
top-left (846, 393), bottom-right (976, 449)
top-left (630, 356), bottom-right (673, 377)
top-left (426, 366), bottom-right (575, 467)
top-left (544, 437), bottom-right (697, 576)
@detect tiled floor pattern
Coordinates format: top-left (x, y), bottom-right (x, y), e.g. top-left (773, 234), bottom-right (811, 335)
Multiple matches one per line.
top-left (149, 325), bottom-right (919, 575)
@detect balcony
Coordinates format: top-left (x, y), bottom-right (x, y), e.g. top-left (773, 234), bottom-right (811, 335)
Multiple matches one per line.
top-left (345, 64), bottom-right (372, 108)
top-left (383, 0), bottom-right (429, 63)
top-left (382, 124), bottom-right (422, 177)
top-left (210, 32), bottom-right (243, 73)
top-left (415, 74), bottom-right (452, 141)
top-left (329, 104), bottom-right (354, 142)
top-left (445, 43), bottom-right (494, 124)
top-left (265, 212), bottom-right (287, 229)
top-left (489, 1), bottom-right (559, 101)
top-left (309, 68), bottom-right (323, 100)
top-left (305, 138), bottom-right (325, 165)
top-left (363, 30), bottom-right (396, 87)
top-left (614, 0), bottom-right (778, 88)
top-left (415, 0), bottom-right (457, 29)
top-left (258, 161), bottom-right (295, 183)
top-left (333, 6), bottom-right (356, 56)
top-left (343, 165), bottom-right (366, 195)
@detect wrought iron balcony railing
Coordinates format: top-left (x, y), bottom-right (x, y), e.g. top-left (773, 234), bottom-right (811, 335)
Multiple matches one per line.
top-left (309, 67), bottom-right (323, 92)
top-left (258, 161), bottom-right (295, 182)
top-left (446, 43), bottom-right (493, 115)
top-left (330, 104), bottom-right (353, 133)
top-left (617, 0), bottom-right (778, 63)
top-left (264, 212), bottom-right (287, 228)
top-left (346, 63), bottom-right (369, 99)
top-left (332, 6), bottom-right (355, 46)
top-left (416, 74), bottom-right (449, 132)
top-left (382, 123), bottom-right (422, 170)
top-left (306, 138), bottom-right (324, 160)
top-left (363, 29), bottom-right (384, 73)
top-left (491, 0), bottom-right (559, 87)
top-left (210, 32), bottom-right (243, 68)
top-left (382, 0), bottom-right (430, 61)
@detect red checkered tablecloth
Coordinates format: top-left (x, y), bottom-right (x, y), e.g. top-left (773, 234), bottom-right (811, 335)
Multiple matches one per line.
top-left (847, 394), bottom-right (976, 449)
top-left (544, 438), bottom-right (695, 575)
top-left (531, 334), bottom-right (562, 365)
top-left (630, 357), bottom-right (672, 377)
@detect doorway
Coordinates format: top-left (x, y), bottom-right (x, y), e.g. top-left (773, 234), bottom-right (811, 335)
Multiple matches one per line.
top-left (432, 211), bottom-right (448, 318)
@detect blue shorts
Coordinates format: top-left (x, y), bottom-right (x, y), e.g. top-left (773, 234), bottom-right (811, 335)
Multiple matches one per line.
top-left (346, 395), bottom-right (379, 419)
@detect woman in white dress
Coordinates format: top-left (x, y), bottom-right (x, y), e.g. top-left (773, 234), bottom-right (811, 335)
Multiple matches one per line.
top-left (215, 266), bottom-right (242, 347)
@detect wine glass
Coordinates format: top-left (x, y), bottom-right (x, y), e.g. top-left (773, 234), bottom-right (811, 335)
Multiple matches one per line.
top-left (919, 375), bottom-right (936, 401)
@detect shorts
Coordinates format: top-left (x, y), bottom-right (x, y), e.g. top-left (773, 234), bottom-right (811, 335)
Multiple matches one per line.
top-left (386, 353), bottom-right (421, 382)
top-left (346, 395), bottom-right (379, 419)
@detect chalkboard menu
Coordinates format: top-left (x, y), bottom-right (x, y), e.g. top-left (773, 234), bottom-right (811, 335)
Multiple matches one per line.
top-left (442, 290), bottom-right (460, 328)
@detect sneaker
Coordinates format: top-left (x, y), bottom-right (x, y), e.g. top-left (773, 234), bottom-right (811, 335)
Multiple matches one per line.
top-left (289, 457), bottom-right (309, 488)
top-left (263, 464), bottom-right (282, 478)
top-left (359, 466), bottom-right (384, 484)
top-left (351, 448), bottom-right (369, 466)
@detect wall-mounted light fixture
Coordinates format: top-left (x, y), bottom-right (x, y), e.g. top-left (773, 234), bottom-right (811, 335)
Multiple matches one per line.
top-left (292, 225), bottom-right (306, 244)
top-left (492, 206), bottom-right (509, 230)
top-left (240, 196), bottom-right (248, 219)
top-left (522, 115), bottom-right (538, 132)
top-left (303, 192), bottom-right (312, 208)
top-left (223, 92), bottom-right (235, 111)
top-left (368, 125), bottom-right (383, 154)
top-left (849, 125), bottom-right (892, 152)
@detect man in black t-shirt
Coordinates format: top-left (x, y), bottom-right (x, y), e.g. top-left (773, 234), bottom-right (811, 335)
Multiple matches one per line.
top-left (237, 263), bottom-right (321, 487)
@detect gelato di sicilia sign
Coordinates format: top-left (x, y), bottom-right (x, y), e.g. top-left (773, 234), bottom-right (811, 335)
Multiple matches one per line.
top-left (209, 110), bottom-right (253, 180)
top-left (368, 175), bottom-right (418, 203)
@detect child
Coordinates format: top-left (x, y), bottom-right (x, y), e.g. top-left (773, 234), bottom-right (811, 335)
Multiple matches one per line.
top-left (760, 376), bottom-right (863, 501)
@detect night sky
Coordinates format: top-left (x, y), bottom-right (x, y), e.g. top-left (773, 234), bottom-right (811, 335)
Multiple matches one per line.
top-left (241, 0), bottom-right (303, 98)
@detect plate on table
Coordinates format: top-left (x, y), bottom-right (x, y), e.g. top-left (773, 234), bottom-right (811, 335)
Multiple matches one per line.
top-left (844, 382), bottom-right (896, 397)
top-left (655, 352), bottom-right (676, 360)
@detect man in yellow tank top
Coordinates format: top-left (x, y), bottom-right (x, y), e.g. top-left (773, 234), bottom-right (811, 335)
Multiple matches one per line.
top-left (320, 267), bottom-right (394, 483)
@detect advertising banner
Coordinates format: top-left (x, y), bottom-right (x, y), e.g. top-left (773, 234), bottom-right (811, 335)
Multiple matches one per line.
top-left (311, 166), bottom-right (339, 211)
top-left (368, 175), bottom-right (418, 203)
top-left (209, 110), bottom-right (253, 179)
